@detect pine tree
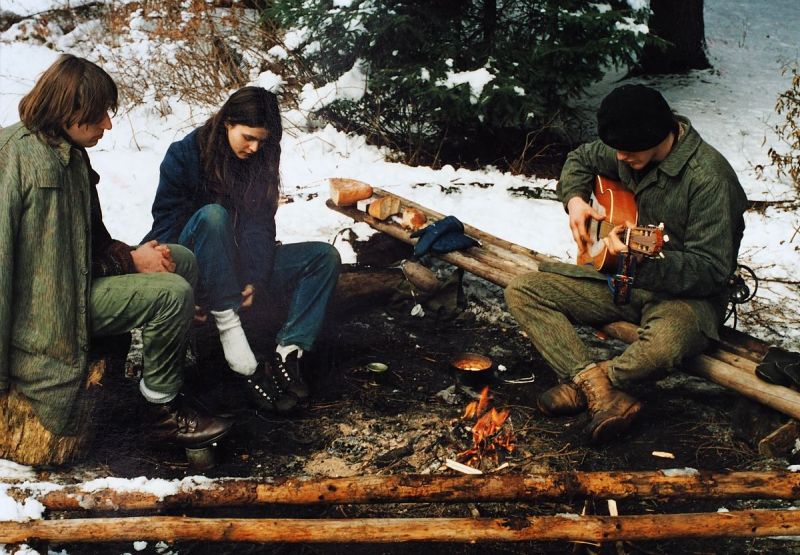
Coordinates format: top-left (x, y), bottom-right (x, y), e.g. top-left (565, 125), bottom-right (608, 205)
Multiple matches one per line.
top-left (268, 0), bottom-right (650, 166)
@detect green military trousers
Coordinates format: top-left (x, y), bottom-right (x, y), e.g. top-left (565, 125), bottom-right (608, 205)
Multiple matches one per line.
top-left (89, 244), bottom-right (197, 396)
top-left (504, 271), bottom-right (709, 387)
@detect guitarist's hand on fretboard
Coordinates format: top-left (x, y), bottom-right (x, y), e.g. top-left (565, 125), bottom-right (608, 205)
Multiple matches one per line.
top-left (567, 196), bottom-right (606, 256)
top-left (603, 222), bottom-right (638, 257)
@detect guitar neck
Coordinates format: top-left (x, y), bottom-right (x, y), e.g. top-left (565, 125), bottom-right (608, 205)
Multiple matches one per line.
top-left (598, 221), bottom-right (665, 258)
top-left (597, 221), bottom-right (617, 237)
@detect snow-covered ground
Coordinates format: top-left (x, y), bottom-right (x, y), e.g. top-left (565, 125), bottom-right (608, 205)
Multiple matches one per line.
top-left (0, 8), bottom-right (797, 312)
top-left (0, 2), bottom-right (798, 336)
top-left (1, 0), bottom-right (800, 547)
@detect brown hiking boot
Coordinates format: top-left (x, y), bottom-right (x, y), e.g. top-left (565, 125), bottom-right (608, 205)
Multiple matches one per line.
top-left (149, 394), bottom-right (234, 448)
top-left (573, 362), bottom-right (642, 444)
top-left (537, 383), bottom-right (587, 416)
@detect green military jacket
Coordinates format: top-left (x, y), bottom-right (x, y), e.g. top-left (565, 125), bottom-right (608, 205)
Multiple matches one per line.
top-left (0, 122), bottom-right (93, 435)
top-left (546, 117), bottom-right (748, 340)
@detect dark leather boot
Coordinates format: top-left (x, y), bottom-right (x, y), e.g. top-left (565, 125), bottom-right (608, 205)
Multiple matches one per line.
top-left (244, 362), bottom-right (298, 413)
top-left (573, 362), bottom-right (642, 444)
top-left (149, 394), bottom-right (234, 448)
top-left (537, 383), bottom-right (587, 416)
top-left (273, 350), bottom-right (310, 401)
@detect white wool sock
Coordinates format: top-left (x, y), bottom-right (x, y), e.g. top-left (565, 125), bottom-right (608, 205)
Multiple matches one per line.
top-left (139, 380), bottom-right (177, 404)
top-left (276, 344), bottom-right (303, 362)
top-left (211, 308), bottom-right (257, 376)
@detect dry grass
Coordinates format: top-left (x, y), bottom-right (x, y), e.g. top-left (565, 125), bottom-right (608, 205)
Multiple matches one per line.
top-left (98, 0), bottom-right (294, 110)
top-left (768, 64), bottom-right (800, 192)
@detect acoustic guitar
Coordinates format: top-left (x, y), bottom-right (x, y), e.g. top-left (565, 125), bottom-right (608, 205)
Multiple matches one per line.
top-left (576, 176), bottom-right (667, 273)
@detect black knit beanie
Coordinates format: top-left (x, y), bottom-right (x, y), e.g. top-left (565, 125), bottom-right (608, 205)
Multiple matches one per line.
top-left (597, 85), bottom-right (674, 152)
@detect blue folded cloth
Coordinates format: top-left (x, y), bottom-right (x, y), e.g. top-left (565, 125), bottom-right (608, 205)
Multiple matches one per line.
top-left (410, 215), bottom-right (479, 257)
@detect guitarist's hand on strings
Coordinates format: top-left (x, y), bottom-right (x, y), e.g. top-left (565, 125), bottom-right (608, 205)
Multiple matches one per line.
top-left (567, 196), bottom-right (605, 255)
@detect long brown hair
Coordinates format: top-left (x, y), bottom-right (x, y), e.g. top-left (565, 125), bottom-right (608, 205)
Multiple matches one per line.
top-left (19, 54), bottom-right (117, 144)
top-left (197, 87), bottom-right (282, 215)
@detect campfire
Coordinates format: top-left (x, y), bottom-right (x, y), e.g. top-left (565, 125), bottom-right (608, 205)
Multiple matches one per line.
top-left (457, 386), bottom-right (516, 468)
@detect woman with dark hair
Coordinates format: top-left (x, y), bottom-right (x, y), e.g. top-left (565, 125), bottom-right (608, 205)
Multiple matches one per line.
top-left (144, 86), bottom-right (340, 413)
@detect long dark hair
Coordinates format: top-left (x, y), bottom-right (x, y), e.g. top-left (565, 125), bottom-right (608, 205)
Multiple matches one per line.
top-left (197, 86), bottom-right (282, 215)
top-left (19, 54), bottom-right (117, 145)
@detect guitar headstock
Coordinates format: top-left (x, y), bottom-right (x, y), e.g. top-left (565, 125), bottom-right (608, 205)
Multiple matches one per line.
top-left (625, 223), bottom-right (668, 258)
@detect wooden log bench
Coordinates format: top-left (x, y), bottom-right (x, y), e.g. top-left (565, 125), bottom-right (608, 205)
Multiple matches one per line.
top-left (327, 188), bottom-right (800, 430)
top-left (0, 334), bottom-right (131, 466)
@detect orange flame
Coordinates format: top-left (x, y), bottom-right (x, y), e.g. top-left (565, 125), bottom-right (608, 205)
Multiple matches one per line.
top-left (462, 386), bottom-right (491, 419)
top-left (457, 387), bottom-right (516, 466)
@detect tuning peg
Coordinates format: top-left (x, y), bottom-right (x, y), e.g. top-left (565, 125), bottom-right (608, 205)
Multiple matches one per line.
top-left (656, 223), bottom-right (669, 242)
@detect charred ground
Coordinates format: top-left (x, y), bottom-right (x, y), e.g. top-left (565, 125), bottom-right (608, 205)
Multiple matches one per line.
top-left (47, 238), bottom-right (799, 555)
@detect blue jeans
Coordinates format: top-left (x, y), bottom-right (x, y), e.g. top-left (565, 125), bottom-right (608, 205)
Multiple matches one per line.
top-left (178, 204), bottom-right (340, 351)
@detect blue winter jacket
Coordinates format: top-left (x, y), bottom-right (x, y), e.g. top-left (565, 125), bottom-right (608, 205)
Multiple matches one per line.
top-left (143, 129), bottom-right (278, 287)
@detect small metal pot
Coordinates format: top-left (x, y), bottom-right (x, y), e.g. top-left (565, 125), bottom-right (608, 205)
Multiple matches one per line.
top-left (450, 352), bottom-right (494, 387)
top-left (365, 362), bottom-right (389, 383)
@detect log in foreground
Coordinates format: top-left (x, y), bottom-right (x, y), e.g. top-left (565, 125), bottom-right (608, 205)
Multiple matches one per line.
top-left (3, 510), bottom-right (800, 543)
top-left (20, 471), bottom-right (800, 512)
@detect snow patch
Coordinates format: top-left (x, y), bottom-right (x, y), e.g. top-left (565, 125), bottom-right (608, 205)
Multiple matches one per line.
top-left (253, 70), bottom-right (287, 93)
top-left (436, 67), bottom-right (496, 104)
top-left (79, 475), bottom-right (216, 501)
top-left (298, 60), bottom-right (368, 115)
top-left (660, 468), bottom-right (700, 477)
top-left (0, 460), bottom-right (36, 482)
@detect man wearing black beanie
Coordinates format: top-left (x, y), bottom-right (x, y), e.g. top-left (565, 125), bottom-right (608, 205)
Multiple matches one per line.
top-left (505, 84), bottom-right (748, 444)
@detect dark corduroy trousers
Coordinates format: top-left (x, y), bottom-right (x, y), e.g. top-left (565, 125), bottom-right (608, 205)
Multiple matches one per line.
top-left (504, 271), bottom-right (709, 387)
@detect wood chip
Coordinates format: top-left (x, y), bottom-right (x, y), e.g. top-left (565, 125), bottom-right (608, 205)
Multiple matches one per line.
top-left (445, 458), bottom-right (483, 475)
top-left (652, 451), bottom-right (675, 459)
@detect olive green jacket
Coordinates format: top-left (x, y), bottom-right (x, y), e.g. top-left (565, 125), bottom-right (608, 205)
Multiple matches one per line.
top-left (0, 122), bottom-right (93, 435)
top-left (546, 117), bottom-right (748, 340)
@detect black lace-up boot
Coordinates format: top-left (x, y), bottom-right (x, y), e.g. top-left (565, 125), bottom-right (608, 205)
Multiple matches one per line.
top-left (244, 362), bottom-right (298, 413)
top-left (272, 350), bottom-right (310, 401)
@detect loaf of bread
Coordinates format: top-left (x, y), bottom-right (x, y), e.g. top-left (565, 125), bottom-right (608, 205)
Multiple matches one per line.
top-left (329, 178), bottom-right (374, 207)
top-left (400, 207), bottom-right (427, 230)
top-left (356, 196), bottom-right (376, 212)
top-left (367, 195), bottom-right (401, 220)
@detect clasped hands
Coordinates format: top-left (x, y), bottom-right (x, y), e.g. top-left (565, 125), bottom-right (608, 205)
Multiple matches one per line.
top-left (132, 240), bottom-right (176, 273)
top-left (567, 196), bottom-right (632, 257)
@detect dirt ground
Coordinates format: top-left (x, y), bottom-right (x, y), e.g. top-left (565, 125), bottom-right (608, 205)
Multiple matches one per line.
top-left (44, 239), bottom-right (800, 555)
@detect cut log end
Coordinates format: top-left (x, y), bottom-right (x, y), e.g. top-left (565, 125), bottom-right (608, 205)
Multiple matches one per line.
top-left (0, 359), bottom-right (107, 466)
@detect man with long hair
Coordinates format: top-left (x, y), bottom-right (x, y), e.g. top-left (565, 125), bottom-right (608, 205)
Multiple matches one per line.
top-left (0, 54), bottom-right (233, 448)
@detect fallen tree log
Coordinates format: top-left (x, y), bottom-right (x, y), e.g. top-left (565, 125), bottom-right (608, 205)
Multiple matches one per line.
top-left (3, 510), bottom-right (800, 543)
top-left (13, 471), bottom-right (800, 512)
top-left (327, 190), bottom-right (800, 420)
top-left (0, 335), bottom-right (131, 466)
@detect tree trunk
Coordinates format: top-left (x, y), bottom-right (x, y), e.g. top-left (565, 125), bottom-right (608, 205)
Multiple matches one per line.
top-left (4, 511), bottom-right (800, 543)
top-left (0, 334), bottom-right (131, 466)
top-left (482, 0), bottom-right (497, 60)
top-left (21, 471), bottom-right (800, 512)
top-left (638, 0), bottom-right (711, 74)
